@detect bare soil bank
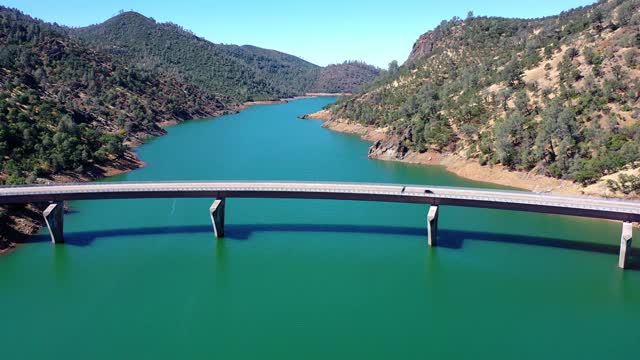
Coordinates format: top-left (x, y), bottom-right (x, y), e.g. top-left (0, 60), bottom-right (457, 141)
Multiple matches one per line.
top-left (305, 110), bottom-right (635, 199)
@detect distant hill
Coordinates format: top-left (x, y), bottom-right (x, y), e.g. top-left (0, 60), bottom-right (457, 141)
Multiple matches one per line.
top-left (70, 12), bottom-right (317, 101)
top-left (70, 12), bottom-right (380, 101)
top-left (315, 61), bottom-right (382, 93)
top-left (327, 0), bottom-right (640, 195)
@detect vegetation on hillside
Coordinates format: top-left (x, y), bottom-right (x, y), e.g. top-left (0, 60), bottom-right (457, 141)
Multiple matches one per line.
top-left (0, 6), bottom-right (228, 185)
top-left (0, 7), bottom-right (381, 247)
top-left (71, 12), bottom-right (317, 101)
top-left (607, 173), bottom-right (640, 194)
top-left (315, 61), bottom-right (382, 93)
top-left (329, 0), bottom-right (640, 188)
top-left (0, 7), bottom-right (380, 188)
top-left (71, 12), bottom-right (380, 101)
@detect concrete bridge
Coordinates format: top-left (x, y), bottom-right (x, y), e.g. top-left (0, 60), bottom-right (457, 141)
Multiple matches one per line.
top-left (0, 181), bottom-right (637, 268)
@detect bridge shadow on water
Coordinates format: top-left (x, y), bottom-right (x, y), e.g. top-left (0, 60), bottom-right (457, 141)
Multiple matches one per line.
top-left (23, 223), bottom-right (637, 269)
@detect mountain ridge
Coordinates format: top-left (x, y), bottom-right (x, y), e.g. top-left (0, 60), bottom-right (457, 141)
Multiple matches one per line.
top-left (70, 11), bottom-right (380, 101)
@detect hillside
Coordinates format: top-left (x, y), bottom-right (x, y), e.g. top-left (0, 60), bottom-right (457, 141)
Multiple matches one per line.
top-left (71, 12), bottom-right (380, 100)
top-left (0, 7), bottom-right (233, 249)
top-left (0, 6), bottom-right (232, 185)
top-left (0, 7), bottom-right (380, 250)
top-left (71, 12), bottom-right (317, 101)
top-left (314, 61), bottom-right (382, 93)
top-left (326, 0), bottom-right (640, 197)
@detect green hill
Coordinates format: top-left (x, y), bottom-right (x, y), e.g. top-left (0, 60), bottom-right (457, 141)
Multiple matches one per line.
top-left (71, 11), bottom-right (317, 101)
top-left (71, 12), bottom-right (380, 101)
top-left (0, 6), bottom-right (230, 185)
top-left (315, 61), bottom-right (382, 93)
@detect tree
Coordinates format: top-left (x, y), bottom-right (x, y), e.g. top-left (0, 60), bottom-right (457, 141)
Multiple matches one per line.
top-left (494, 113), bottom-right (526, 168)
top-left (535, 99), bottom-right (578, 166)
top-left (566, 47), bottom-right (579, 61)
top-left (607, 174), bottom-right (640, 194)
top-left (388, 60), bottom-right (399, 75)
top-left (624, 49), bottom-right (638, 68)
top-left (496, 88), bottom-right (513, 112)
top-left (590, 8), bottom-right (604, 32)
top-left (514, 91), bottom-right (529, 115)
top-left (558, 56), bottom-right (581, 83)
top-left (544, 46), bottom-right (554, 59)
top-left (617, 1), bottom-right (636, 26)
top-left (502, 59), bottom-right (523, 88)
top-left (583, 47), bottom-right (601, 65)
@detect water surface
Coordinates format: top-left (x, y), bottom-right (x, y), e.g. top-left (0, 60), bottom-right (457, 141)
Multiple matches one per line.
top-left (1, 97), bottom-right (638, 359)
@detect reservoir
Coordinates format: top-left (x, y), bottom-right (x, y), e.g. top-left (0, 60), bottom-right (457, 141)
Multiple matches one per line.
top-left (1, 97), bottom-right (638, 359)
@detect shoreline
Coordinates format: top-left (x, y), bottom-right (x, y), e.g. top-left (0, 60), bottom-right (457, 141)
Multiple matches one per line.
top-left (304, 110), bottom-right (634, 199)
top-left (1, 106), bottom-right (235, 255)
top-left (0, 94), bottom-right (341, 255)
top-left (241, 93), bottom-right (349, 109)
top-left (0, 150), bottom-right (146, 255)
top-left (5, 96), bottom-right (633, 255)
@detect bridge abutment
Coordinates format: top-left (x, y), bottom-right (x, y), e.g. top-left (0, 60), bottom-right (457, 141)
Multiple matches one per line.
top-left (43, 201), bottom-right (64, 244)
top-left (618, 222), bottom-right (633, 269)
top-left (210, 198), bottom-right (226, 238)
top-left (427, 205), bottom-right (439, 246)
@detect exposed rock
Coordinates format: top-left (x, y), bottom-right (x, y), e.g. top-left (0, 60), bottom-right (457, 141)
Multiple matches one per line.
top-left (405, 32), bottom-right (436, 66)
top-left (367, 127), bottom-right (412, 160)
top-left (298, 109), bottom-right (332, 120)
top-left (43, 39), bottom-right (66, 60)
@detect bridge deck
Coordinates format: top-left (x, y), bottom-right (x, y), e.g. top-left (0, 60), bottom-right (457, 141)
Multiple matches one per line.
top-left (1, 181), bottom-right (639, 222)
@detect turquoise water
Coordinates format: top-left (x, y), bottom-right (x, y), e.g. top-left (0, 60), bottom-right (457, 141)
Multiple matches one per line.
top-left (1, 97), bottom-right (638, 359)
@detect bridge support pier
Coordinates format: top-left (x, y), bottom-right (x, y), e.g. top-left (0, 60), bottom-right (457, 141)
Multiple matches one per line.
top-left (43, 201), bottom-right (64, 244)
top-left (427, 206), bottom-right (439, 247)
top-left (210, 198), bottom-right (226, 238)
top-left (618, 222), bottom-right (633, 269)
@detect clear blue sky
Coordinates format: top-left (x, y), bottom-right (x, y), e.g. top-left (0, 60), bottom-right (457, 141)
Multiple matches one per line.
top-left (2, 0), bottom-right (596, 68)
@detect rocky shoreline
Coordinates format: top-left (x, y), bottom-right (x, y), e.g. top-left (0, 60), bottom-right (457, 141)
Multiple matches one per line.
top-left (302, 110), bottom-right (635, 199)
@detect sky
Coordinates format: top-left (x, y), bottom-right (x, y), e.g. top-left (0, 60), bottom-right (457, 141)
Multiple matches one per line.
top-left (1, 0), bottom-right (597, 68)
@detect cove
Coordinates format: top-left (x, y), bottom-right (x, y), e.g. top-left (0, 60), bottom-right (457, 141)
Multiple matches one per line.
top-left (0, 97), bottom-right (638, 359)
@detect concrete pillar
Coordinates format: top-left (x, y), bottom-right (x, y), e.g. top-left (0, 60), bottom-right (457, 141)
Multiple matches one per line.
top-left (427, 205), bottom-right (439, 247)
top-left (43, 201), bottom-right (64, 244)
top-left (618, 222), bottom-right (633, 269)
top-left (209, 198), bottom-right (226, 238)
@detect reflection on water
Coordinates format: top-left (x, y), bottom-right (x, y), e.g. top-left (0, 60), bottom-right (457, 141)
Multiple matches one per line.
top-left (215, 238), bottom-right (228, 289)
top-left (52, 245), bottom-right (70, 278)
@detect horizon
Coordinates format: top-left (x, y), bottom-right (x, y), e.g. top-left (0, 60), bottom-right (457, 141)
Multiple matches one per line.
top-left (1, 0), bottom-right (596, 68)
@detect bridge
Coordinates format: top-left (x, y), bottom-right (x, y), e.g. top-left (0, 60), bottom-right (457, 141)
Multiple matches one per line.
top-left (0, 181), bottom-right (637, 268)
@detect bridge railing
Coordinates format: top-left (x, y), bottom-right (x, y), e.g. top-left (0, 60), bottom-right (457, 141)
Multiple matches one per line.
top-left (0, 181), bottom-right (637, 269)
